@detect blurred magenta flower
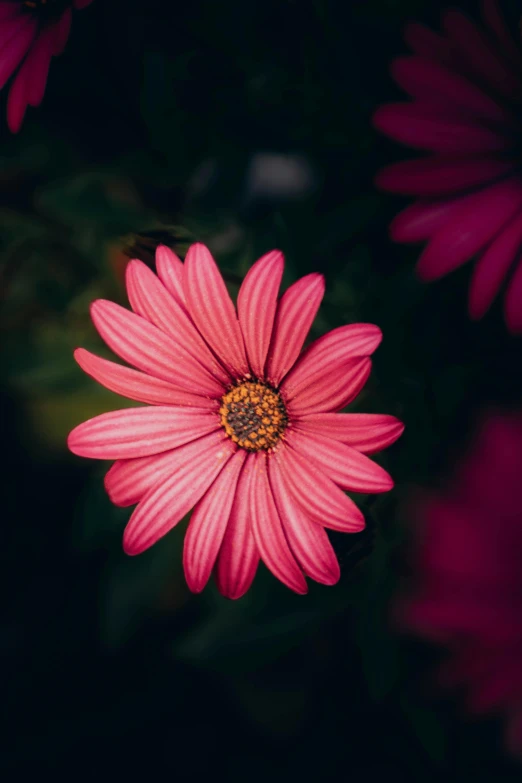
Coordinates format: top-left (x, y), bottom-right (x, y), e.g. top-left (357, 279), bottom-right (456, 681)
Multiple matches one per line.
top-left (68, 243), bottom-right (403, 598)
top-left (374, 0), bottom-right (522, 333)
top-left (399, 411), bottom-right (522, 756)
top-left (0, 0), bottom-right (93, 132)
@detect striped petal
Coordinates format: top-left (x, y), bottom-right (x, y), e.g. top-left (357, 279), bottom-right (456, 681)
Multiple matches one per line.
top-left (215, 462), bottom-right (260, 599)
top-left (281, 324), bottom-right (381, 400)
top-left (294, 412), bottom-right (404, 454)
top-left (125, 259), bottom-right (231, 385)
top-left (469, 209), bottom-right (522, 320)
top-left (68, 406), bottom-right (220, 459)
top-left (155, 245), bottom-right (186, 307)
top-left (90, 299), bottom-right (224, 397)
top-left (74, 348), bottom-right (218, 409)
top-left (269, 457), bottom-right (340, 585)
top-left (184, 243), bottom-right (249, 379)
top-left (287, 427), bottom-right (394, 493)
top-left (417, 178), bottom-right (522, 282)
top-left (105, 430), bottom-right (229, 507)
top-left (237, 250), bottom-right (284, 379)
top-left (286, 357), bottom-right (371, 416)
top-left (183, 449), bottom-right (247, 593)
top-left (266, 273), bottom-right (325, 386)
top-left (273, 445), bottom-right (365, 532)
top-left (248, 452), bottom-right (307, 594)
top-left (123, 435), bottom-right (235, 555)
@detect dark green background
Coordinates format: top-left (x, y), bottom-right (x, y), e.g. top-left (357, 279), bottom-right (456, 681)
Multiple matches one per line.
top-left (1, 0), bottom-right (522, 778)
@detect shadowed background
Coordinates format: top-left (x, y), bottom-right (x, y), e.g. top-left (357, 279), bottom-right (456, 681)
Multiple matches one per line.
top-left (2, 0), bottom-right (522, 779)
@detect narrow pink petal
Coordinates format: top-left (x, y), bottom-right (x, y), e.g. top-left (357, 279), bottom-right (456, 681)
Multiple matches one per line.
top-left (265, 273), bottom-right (325, 386)
top-left (105, 431), bottom-right (229, 507)
top-left (51, 8), bottom-right (71, 56)
top-left (373, 103), bottom-right (513, 154)
top-left (237, 250), bottom-right (284, 379)
top-left (68, 406), bottom-right (220, 460)
top-left (215, 462), bottom-right (260, 599)
top-left (0, 14), bottom-right (29, 46)
top-left (123, 435), bottom-right (236, 555)
top-left (469, 210), bottom-right (522, 320)
top-left (403, 22), bottom-right (456, 67)
top-left (74, 348), bottom-right (218, 409)
top-left (390, 197), bottom-right (466, 243)
top-left (248, 452), bottom-right (307, 594)
top-left (281, 324), bottom-right (381, 400)
top-left (442, 10), bottom-right (521, 101)
top-left (90, 299), bottom-right (224, 397)
top-left (294, 413), bottom-right (404, 454)
top-left (155, 245), bottom-right (186, 307)
top-left (286, 427), bottom-right (393, 493)
top-left (286, 357), bottom-right (371, 416)
top-left (389, 56), bottom-right (514, 124)
top-left (481, 0), bottom-right (522, 71)
top-left (6, 53), bottom-right (28, 133)
top-left (184, 243), bottom-right (249, 379)
top-left (417, 178), bottom-right (522, 282)
top-left (504, 256), bottom-right (522, 334)
top-left (272, 445), bottom-right (365, 532)
top-left (376, 157), bottom-right (515, 197)
top-left (183, 449), bottom-right (247, 593)
top-left (26, 28), bottom-right (52, 107)
top-left (125, 259), bottom-right (231, 385)
top-left (0, 16), bottom-right (37, 90)
top-left (269, 457), bottom-right (340, 585)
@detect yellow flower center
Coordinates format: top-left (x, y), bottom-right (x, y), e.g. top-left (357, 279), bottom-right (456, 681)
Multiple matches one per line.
top-left (219, 381), bottom-right (287, 451)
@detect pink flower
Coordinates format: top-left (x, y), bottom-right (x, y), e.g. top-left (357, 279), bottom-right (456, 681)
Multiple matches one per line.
top-left (68, 243), bottom-right (404, 598)
top-left (399, 411), bottom-right (522, 756)
top-left (0, 0), bottom-right (93, 133)
top-left (374, 0), bottom-right (522, 333)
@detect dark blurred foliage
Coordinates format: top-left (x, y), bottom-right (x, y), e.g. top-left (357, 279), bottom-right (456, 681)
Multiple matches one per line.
top-left (1, 0), bottom-right (522, 779)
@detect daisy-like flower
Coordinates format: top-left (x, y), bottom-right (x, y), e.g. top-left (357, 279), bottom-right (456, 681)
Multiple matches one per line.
top-left (399, 412), bottom-right (522, 756)
top-left (0, 0), bottom-right (93, 133)
top-left (374, 0), bottom-right (522, 333)
top-left (68, 243), bottom-right (404, 598)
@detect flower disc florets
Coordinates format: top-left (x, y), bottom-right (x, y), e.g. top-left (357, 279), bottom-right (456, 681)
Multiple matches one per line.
top-left (220, 380), bottom-right (287, 451)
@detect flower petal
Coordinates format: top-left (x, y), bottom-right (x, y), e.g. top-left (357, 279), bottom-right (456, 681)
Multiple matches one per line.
top-left (269, 457), bottom-right (340, 585)
top-left (0, 5), bottom-right (22, 23)
top-left (125, 259), bottom-right (231, 385)
top-left (183, 449), bottom-right (247, 593)
top-left (273, 445), bottom-right (365, 532)
top-left (74, 348), bottom-right (218, 409)
top-left (237, 250), bottom-right (284, 379)
top-left (504, 255), bottom-right (522, 335)
top-left (286, 357), bottom-right (371, 416)
top-left (287, 427), bottom-right (394, 493)
top-left (389, 55), bottom-right (515, 124)
top-left (155, 245), bottom-right (186, 307)
top-left (403, 22), bottom-right (456, 67)
top-left (482, 0), bottom-right (522, 71)
top-left (376, 157), bottom-right (515, 197)
top-left (266, 273), bottom-right (325, 386)
top-left (390, 197), bottom-right (466, 243)
top-left (417, 178), bottom-right (522, 282)
top-left (442, 9), bottom-right (521, 102)
top-left (123, 435), bottom-right (235, 554)
top-left (469, 209), bottom-right (522, 320)
top-left (105, 431), bottom-right (229, 507)
top-left (248, 452), bottom-right (307, 594)
top-left (215, 464), bottom-right (260, 599)
top-left (51, 8), bottom-right (71, 56)
top-left (0, 16), bottom-right (37, 90)
top-left (27, 28), bottom-right (52, 107)
top-left (68, 406), bottom-right (220, 459)
top-left (373, 103), bottom-right (512, 154)
top-left (281, 324), bottom-right (381, 400)
top-left (294, 412), bottom-right (405, 454)
top-left (184, 243), bottom-right (249, 379)
top-left (90, 299), bottom-right (224, 397)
